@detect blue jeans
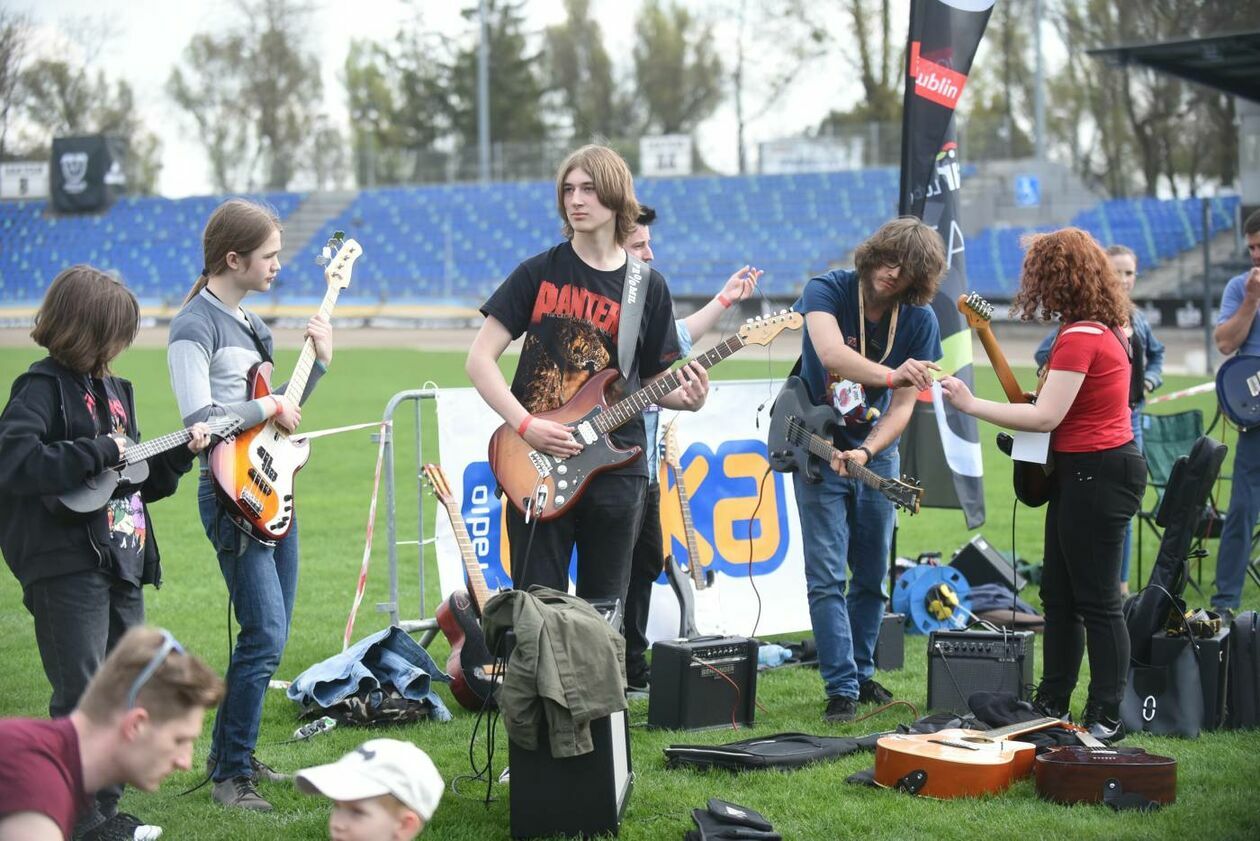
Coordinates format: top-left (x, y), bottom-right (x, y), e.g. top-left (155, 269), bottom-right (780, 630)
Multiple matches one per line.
top-left (198, 473), bottom-right (299, 781)
top-left (793, 448), bottom-right (897, 700)
top-left (1214, 425), bottom-right (1260, 610)
top-left (1120, 408), bottom-right (1144, 587)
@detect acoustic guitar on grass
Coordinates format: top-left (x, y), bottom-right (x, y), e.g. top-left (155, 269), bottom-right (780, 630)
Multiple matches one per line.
top-left (208, 234), bottom-right (361, 539)
top-left (423, 463), bottom-right (499, 713)
top-left (873, 716), bottom-right (1061, 798)
top-left (489, 310), bottom-right (802, 522)
top-left (1034, 725), bottom-right (1176, 807)
top-left (957, 291), bottom-right (1051, 508)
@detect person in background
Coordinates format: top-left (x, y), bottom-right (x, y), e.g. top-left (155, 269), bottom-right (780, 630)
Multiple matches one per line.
top-left (621, 204), bottom-right (760, 691)
top-left (1035, 243), bottom-right (1163, 595)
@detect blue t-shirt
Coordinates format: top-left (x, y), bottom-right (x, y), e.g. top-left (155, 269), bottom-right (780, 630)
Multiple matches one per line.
top-left (1217, 272), bottom-right (1260, 356)
top-left (796, 269), bottom-right (942, 450)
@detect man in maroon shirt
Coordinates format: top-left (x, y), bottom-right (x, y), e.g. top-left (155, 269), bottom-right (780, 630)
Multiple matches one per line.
top-left (0, 627), bottom-right (223, 840)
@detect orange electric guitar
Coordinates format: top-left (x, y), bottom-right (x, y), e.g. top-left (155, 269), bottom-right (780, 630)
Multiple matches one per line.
top-left (208, 236), bottom-right (361, 539)
top-left (874, 716), bottom-right (1061, 798)
top-left (957, 292), bottom-right (1051, 508)
top-left (423, 464), bottom-right (499, 713)
top-left (489, 311), bottom-right (802, 522)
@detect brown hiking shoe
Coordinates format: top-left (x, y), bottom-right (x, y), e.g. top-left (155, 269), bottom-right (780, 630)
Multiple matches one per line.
top-left (213, 776), bottom-right (273, 812)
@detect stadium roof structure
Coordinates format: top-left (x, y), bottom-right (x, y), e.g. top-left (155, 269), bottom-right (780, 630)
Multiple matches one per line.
top-left (1088, 30), bottom-right (1260, 103)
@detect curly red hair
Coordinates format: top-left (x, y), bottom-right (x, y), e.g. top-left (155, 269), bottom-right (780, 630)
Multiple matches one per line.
top-left (1010, 228), bottom-right (1129, 327)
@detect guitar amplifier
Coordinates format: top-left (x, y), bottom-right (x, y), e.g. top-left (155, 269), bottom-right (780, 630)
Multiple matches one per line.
top-left (874, 613), bottom-right (905, 671)
top-left (949, 534), bottom-right (1026, 592)
top-left (927, 629), bottom-right (1034, 715)
top-left (1151, 625), bottom-right (1230, 730)
top-left (509, 709), bottom-right (631, 838)
top-left (648, 636), bottom-right (758, 730)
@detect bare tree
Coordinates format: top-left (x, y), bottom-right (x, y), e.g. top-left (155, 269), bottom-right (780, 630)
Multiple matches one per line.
top-left (0, 8), bottom-right (31, 160)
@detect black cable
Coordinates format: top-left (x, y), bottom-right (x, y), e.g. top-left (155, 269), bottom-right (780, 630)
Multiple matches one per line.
top-left (746, 465), bottom-right (775, 640)
top-left (1011, 497), bottom-right (1019, 631)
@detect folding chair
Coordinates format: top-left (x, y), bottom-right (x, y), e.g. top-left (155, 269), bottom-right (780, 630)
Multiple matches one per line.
top-left (1135, 410), bottom-right (1226, 591)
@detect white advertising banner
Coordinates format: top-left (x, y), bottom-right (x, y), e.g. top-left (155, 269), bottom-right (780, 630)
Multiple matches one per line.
top-left (0, 161), bottom-right (50, 199)
top-left (639, 134), bottom-right (693, 178)
top-left (433, 379), bottom-right (812, 641)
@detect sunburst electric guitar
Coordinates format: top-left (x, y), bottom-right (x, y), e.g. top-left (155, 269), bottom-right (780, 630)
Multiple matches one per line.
top-left (208, 237), bottom-right (361, 539)
top-left (660, 422), bottom-right (726, 637)
top-left (423, 464), bottom-right (499, 713)
top-left (957, 292), bottom-right (1051, 508)
top-left (489, 311), bottom-right (802, 521)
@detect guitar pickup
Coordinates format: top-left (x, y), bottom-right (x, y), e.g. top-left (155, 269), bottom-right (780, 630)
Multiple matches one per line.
top-left (247, 468), bottom-right (275, 496)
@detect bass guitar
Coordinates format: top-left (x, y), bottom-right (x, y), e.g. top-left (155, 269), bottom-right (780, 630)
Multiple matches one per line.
top-left (873, 716), bottom-right (1061, 798)
top-left (489, 310), bottom-right (802, 522)
top-left (660, 422), bottom-right (726, 637)
top-left (766, 376), bottom-right (923, 513)
top-left (47, 414), bottom-right (244, 517)
top-left (1034, 727), bottom-right (1176, 807)
top-left (1215, 354), bottom-right (1260, 431)
top-left (422, 464), bottom-right (499, 713)
top-left (957, 292), bottom-right (1051, 508)
top-left (208, 236), bottom-right (361, 539)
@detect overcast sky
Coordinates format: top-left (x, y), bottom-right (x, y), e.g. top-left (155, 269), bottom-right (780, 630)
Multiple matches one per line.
top-left (17, 1), bottom-right (1056, 197)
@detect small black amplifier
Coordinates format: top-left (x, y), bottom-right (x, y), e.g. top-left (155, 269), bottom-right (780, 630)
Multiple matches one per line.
top-left (648, 636), bottom-right (758, 730)
top-left (950, 534), bottom-right (1026, 592)
top-left (875, 613), bottom-right (905, 671)
top-left (509, 709), bottom-right (631, 838)
top-left (927, 629), bottom-right (1034, 714)
top-left (1151, 626), bottom-right (1230, 730)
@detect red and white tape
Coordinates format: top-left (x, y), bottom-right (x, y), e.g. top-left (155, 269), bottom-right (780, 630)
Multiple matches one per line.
top-left (343, 420), bottom-right (392, 650)
top-left (1145, 381), bottom-right (1215, 405)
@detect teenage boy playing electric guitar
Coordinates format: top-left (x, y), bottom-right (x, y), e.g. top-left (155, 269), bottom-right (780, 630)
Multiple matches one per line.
top-left (466, 145), bottom-right (708, 608)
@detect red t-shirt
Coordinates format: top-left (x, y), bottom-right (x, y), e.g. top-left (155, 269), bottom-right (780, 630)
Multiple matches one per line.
top-left (0, 717), bottom-right (88, 839)
top-left (1048, 322), bottom-right (1133, 452)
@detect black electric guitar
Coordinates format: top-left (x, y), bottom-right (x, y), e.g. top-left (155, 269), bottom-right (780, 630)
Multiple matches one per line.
top-left (423, 464), bottom-right (498, 713)
top-left (958, 292), bottom-right (1052, 507)
top-left (767, 376), bottom-right (923, 513)
top-left (47, 414), bottom-right (243, 517)
top-left (1216, 354), bottom-right (1260, 430)
top-left (660, 423), bottom-right (726, 638)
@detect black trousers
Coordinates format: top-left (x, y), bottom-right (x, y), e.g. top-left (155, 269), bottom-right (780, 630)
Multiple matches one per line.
top-left (623, 482), bottom-right (664, 678)
top-left (25, 569), bottom-right (144, 826)
top-left (1039, 441), bottom-right (1147, 708)
top-left (505, 472), bottom-right (647, 603)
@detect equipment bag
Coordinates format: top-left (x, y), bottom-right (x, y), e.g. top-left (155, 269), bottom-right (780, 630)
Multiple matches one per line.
top-left (1227, 610), bottom-right (1259, 729)
top-left (665, 732), bottom-right (877, 772)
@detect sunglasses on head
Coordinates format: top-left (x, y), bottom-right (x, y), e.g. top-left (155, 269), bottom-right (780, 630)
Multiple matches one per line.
top-left (125, 629), bottom-right (184, 710)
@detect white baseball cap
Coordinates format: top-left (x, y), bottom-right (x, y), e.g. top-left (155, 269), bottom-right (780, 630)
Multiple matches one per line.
top-left (296, 739), bottom-right (444, 822)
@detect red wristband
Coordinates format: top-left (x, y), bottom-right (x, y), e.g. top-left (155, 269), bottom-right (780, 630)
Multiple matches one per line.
top-left (717, 293), bottom-right (733, 309)
top-left (886, 371), bottom-right (895, 389)
top-left (517, 415), bottom-right (534, 437)
top-left (270, 395), bottom-right (286, 417)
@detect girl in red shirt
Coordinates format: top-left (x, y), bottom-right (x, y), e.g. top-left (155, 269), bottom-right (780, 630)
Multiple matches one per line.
top-left (941, 228), bottom-right (1147, 742)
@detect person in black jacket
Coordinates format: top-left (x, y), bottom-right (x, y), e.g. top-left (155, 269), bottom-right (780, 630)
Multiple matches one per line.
top-left (0, 265), bottom-right (209, 839)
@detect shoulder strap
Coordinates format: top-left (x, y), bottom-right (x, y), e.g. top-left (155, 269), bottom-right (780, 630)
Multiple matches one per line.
top-left (242, 310), bottom-right (273, 365)
top-left (617, 254), bottom-right (648, 390)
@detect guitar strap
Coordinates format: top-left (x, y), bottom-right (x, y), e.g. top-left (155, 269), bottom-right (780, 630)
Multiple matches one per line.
top-left (242, 310), bottom-right (274, 365)
top-left (616, 252), bottom-right (648, 392)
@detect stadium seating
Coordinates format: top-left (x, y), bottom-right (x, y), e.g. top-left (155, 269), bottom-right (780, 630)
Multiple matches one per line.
top-left (0, 177), bottom-right (1240, 306)
top-left (0, 193), bottom-right (302, 305)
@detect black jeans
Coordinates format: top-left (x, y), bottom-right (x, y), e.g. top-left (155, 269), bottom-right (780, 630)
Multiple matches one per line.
top-left (1040, 442), bottom-right (1147, 708)
top-left (505, 472), bottom-right (647, 603)
top-left (25, 569), bottom-right (144, 827)
top-left (623, 482), bottom-right (664, 679)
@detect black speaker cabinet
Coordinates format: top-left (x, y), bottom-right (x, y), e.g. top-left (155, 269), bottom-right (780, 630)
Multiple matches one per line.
top-left (927, 629), bottom-right (1034, 714)
top-left (648, 636), bottom-right (758, 730)
top-left (875, 613), bottom-right (905, 671)
top-left (1151, 626), bottom-right (1230, 730)
top-left (509, 709), bottom-right (632, 838)
top-left (949, 534), bottom-right (1026, 592)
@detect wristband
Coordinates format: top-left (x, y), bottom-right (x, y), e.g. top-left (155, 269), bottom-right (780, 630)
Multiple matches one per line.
top-left (270, 395), bottom-right (286, 417)
top-left (857, 445), bottom-right (874, 465)
top-left (717, 293), bottom-right (733, 309)
top-left (886, 371), bottom-right (895, 389)
top-left (517, 415), bottom-right (534, 437)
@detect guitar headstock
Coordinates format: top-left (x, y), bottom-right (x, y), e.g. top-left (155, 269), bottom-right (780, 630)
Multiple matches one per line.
top-left (421, 463), bottom-right (455, 507)
top-left (208, 413), bottom-right (245, 439)
top-left (737, 309), bottom-right (803, 346)
top-left (956, 292), bottom-right (993, 330)
top-left (662, 422), bottom-right (682, 472)
top-left (881, 475), bottom-right (924, 515)
top-left (319, 232), bottom-right (361, 292)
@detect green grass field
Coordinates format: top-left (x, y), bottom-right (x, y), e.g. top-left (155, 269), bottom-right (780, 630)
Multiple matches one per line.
top-left (1, 344), bottom-right (1257, 840)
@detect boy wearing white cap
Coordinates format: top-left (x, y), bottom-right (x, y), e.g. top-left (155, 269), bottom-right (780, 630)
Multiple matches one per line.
top-left (296, 739), bottom-right (444, 841)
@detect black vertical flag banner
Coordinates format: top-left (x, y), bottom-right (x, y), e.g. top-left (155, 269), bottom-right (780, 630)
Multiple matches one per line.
top-left (897, 0), bottom-right (993, 529)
